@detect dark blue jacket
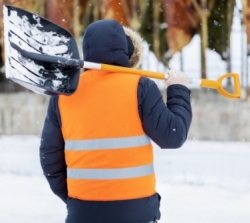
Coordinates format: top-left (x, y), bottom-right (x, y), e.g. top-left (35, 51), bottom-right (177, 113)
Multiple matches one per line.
top-left (39, 20), bottom-right (192, 223)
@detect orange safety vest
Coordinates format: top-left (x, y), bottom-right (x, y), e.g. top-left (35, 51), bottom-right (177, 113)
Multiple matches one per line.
top-left (58, 70), bottom-right (156, 201)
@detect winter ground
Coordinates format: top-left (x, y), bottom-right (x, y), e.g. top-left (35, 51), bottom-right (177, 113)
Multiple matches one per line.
top-left (0, 136), bottom-right (250, 223)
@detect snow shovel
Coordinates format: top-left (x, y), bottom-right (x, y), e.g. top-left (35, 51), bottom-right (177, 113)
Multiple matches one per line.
top-left (3, 5), bottom-right (241, 99)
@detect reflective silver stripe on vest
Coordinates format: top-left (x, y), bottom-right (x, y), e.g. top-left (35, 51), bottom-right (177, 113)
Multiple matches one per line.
top-left (67, 163), bottom-right (154, 180)
top-left (65, 135), bottom-right (150, 151)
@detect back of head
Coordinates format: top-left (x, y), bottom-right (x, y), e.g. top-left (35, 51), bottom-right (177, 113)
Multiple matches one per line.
top-left (82, 19), bottom-right (144, 68)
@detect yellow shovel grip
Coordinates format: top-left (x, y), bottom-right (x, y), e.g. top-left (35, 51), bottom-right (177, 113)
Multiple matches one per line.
top-left (201, 73), bottom-right (241, 99)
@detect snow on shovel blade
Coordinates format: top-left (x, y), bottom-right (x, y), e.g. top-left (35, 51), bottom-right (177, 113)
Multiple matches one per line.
top-left (3, 5), bottom-right (81, 95)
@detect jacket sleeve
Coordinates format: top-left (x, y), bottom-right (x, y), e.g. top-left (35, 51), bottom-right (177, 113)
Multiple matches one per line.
top-left (39, 96), bottom-right (68, 203)
top-left (138, 77), bottom-right (192, 149)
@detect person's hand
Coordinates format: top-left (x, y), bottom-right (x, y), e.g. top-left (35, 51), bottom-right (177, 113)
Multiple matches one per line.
top-left (164, 69), bottom-right (189, 87)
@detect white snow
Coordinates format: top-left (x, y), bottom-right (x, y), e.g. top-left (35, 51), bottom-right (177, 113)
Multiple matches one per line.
top-left (3, 6), bottom-right (70, 90)
top-left (4, 6), bottom-right (71, 55)
top-left (0, 135), bottom-right (249, 223)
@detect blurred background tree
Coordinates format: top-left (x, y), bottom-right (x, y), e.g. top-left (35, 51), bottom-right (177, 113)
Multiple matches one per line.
top-left (0, 0), bottom-right (248, 92)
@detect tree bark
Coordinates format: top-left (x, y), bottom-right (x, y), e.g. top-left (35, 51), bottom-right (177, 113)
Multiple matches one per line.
top-left (200, 0), bottom-right (208, 79)
top-left (100, 0), bottom-right (129, 26)
top-left (45, 0), bottom-right (74, 35)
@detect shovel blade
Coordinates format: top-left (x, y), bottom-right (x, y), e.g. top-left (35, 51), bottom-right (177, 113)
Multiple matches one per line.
top-left (3, 5), bottom-right (81, 95)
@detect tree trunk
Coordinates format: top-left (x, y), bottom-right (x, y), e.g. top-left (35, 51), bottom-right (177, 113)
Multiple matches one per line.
top-left (153, 0), bottom-right (161, 60)
top-left (45, 0), bottom-right (74, 36)
top-left (200, 0), bottom-right (209, 79)
top-left (226, 0), bottom-right (234, 87)
top-left (100, 0), bottom-right (129, 26)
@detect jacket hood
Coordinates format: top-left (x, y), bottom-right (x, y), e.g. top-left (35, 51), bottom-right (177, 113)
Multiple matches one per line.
top-left (82, 19), bottom-right (144, 68)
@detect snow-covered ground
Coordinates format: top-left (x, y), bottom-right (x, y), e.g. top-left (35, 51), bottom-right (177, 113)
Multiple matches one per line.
top-left (0, 135), bottom-right (250, 223)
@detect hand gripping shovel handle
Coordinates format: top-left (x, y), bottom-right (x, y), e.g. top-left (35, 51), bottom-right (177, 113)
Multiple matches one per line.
top-left (10, 43), bottom-right (241, 99)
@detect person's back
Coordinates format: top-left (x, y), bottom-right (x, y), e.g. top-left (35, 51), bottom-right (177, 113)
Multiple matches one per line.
top-left (40, 19), bottom-right (192, 223)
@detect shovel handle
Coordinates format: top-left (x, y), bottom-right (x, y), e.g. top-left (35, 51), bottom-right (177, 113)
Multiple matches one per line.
top-left (100, 64), bottom-right (241, 99)
top-left (100, 64), bottom-right (165, 79)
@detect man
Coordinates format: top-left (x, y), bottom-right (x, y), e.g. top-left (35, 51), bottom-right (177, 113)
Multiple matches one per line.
top-left (40, 19), bottom-right (192, 223)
